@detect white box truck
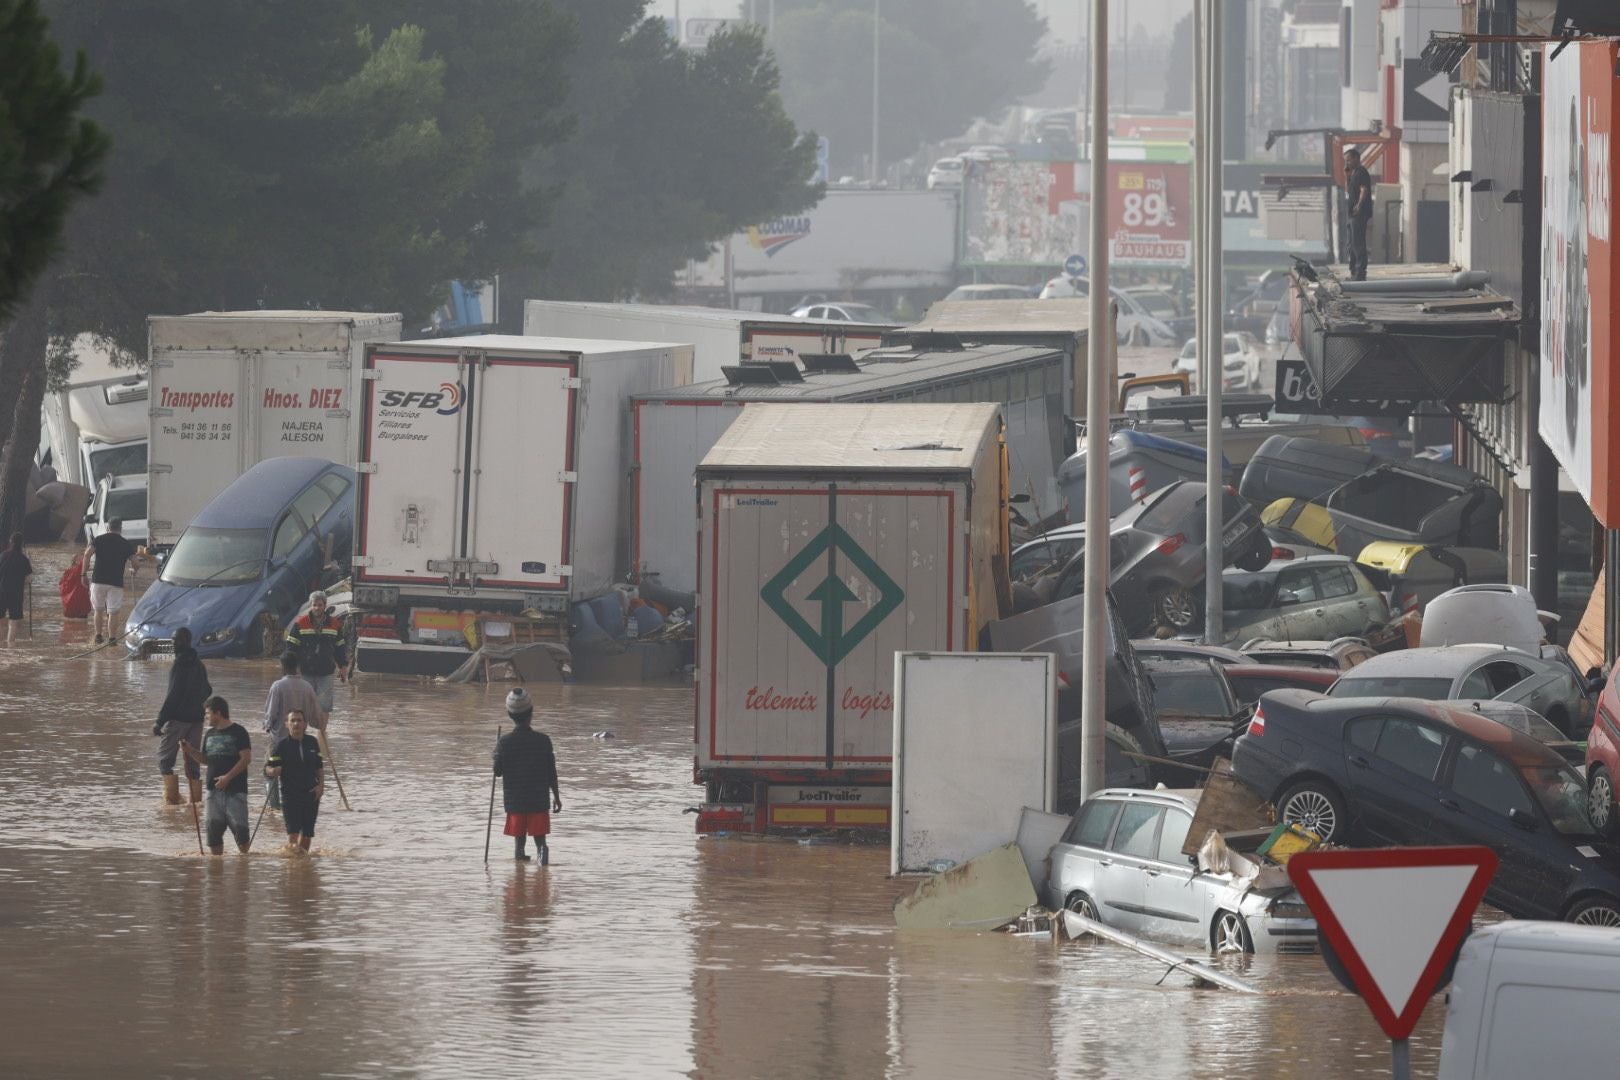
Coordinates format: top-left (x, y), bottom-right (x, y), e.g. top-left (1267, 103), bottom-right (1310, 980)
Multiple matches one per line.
top-left (348, 335), bottom-right (691, 674)
top-left (146, 310), bottom-right (403, 548)
top-left (522, 300), bottom-right (890, 384)
top-left (694, 402), bottom-right (1010, 834)
top-left (42, 333), bottom-right (151, 488)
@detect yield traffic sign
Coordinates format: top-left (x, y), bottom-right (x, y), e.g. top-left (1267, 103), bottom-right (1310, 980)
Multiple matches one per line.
top-left (1288, 847), bottom-right (1498, 1041)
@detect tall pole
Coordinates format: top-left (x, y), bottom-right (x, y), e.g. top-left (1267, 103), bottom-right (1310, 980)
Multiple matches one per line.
top-left (871, 0), bottom-right (881, 185)
top-left (1202, 0), bottom-right (1226, 645)
top-left (1079, 0), bottom-right (1110, 803)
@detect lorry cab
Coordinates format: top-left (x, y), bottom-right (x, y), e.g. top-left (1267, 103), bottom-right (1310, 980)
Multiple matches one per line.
top-left (83, 472), bottom-right (149, 545)
top-left (1437, 920), bottom-right (1620, 1078)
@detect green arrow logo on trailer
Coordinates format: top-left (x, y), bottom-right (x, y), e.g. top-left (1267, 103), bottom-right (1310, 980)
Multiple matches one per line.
top-left (761, 524), bottom-right (905, 666)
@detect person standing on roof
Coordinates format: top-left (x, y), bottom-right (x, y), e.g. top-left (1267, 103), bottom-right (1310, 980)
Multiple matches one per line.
top-left (285, 590), bottom-right (349, 723)
top-left (493, 689), bottom-right (562, 863)
top-left (1343, 147), bottom-right (1374, 282)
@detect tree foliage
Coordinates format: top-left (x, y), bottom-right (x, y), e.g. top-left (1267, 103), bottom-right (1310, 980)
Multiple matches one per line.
top-left (769, 0), bottom-right (1049, 176)
top-left (0, 0), bottom-right (108, 321)
top-left (520, 3), bottom-right (821, 300)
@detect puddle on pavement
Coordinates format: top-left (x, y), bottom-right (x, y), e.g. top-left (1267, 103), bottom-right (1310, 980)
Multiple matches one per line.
top-left (0, 543), bottom-right (1447, 1078)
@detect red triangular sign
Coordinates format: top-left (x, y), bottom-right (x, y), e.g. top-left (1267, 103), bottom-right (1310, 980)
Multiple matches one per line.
top-left (1288, 846), bottom-right (1498, 1041)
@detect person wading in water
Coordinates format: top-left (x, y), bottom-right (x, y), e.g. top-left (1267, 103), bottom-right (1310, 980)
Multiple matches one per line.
top-left (493, 689), bottom-right (562, 863)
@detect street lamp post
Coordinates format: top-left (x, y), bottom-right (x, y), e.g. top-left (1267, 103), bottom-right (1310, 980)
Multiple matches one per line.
top-left (871, 0), bottom-right (881, 185)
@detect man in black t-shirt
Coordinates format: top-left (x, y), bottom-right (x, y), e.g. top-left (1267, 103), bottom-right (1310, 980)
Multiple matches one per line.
top-left (1344, 147), bottom-right (1374, 282)
top-left (81, 519), bottom-right (146, 645)
top-left (180, 696), bottom-right (252, 854)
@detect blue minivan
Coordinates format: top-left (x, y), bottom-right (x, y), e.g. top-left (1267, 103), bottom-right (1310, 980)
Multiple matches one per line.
top-left (126, 458), bottom-right (354, 658)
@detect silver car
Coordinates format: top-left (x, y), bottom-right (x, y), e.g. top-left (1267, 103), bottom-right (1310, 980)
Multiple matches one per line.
top-left (1326, 644), bottom-right (1593, 737)
top-left (1219, 554), bottom-right (1391, 646)
top-left (1050, 788), bottom-right (1317, 954)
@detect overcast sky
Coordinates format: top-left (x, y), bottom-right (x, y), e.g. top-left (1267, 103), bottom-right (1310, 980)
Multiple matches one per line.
top-left (646, 0), bottom-right (1188, 47)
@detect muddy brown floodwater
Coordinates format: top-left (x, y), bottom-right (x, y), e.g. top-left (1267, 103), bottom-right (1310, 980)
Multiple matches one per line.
top-left (0, 544), bottom-right (1449, 1078)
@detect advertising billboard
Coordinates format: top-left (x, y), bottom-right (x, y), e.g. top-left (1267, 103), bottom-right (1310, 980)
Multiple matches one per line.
top-left (1540, 41), bottom-right (1620, 522)
top-left (963, 161), bottom-right (1081, 267)
top-left (1106, 161), bottom-right (1191, 267)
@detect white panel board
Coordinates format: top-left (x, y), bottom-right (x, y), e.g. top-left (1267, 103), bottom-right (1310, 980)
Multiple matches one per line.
top-left (891, 652), bottom-right (1056, 875)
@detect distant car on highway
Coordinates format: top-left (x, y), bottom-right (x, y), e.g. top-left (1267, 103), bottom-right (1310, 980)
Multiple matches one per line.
top-left (1051, 787), bottom-right (1318, 953)
top-left (963, 144), bottom-right (1013, 162)
top-left (1036, 277), bottom-right (1178, 346)
top-left (1232, 691), bottom-right (1620, 926)
top-left (926, 156), bottom-right (965, 189)
top-left (1173, 332), bottom-right (1263, 393)
top-left (942, 283), bottom-right (1035, 301)
top-left (788, 301), bottom-right (893, 324)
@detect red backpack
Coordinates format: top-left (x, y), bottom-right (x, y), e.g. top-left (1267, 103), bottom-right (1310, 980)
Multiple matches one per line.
top-left (60, 556), bottom-right (91, 619)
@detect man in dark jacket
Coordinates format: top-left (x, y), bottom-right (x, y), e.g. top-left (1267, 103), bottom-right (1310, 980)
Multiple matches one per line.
top-left (266, 709), bottom-right (324, 853)
top-left (493, 688), bottom-right (562, 863)
top-left (154, 627), bottom-right (212, 806)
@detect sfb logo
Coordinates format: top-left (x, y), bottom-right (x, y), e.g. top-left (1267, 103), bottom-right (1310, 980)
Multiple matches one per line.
top-left (380, 382), bottom-right (464, 415)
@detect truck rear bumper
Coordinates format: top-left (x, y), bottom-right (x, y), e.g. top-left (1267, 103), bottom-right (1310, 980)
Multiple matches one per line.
top-left (695, 778), bottom-right (891, 834)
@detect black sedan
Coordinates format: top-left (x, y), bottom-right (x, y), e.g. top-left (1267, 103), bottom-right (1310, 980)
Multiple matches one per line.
top-left (1232, 690), bottom-right (1620, 925)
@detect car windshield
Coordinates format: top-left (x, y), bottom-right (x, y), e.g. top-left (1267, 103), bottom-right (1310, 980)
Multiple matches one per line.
top-left (1328, 675), bottom-right (1454, 699)
top-left (1223, 570), bottom-right (1278, 611)
top-left (1178, 340), bottom-right (1197, 359)
top-left (161, 527), bottom-right (268, 585)
top-left (1223, 338), bottom-right (1240, 354)
top-left (1523, 763), bottom-right (1597, 835)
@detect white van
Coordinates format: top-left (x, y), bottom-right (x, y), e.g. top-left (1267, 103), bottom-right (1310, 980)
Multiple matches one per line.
top-left (1437, 920), bottom-right (1620, 1079)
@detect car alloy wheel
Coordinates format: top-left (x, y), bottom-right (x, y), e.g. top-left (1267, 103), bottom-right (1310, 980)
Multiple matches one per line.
top-left (1065, 892), bottom-right (1099, 922)
top-left (1569, 897), bottom-right (1620, 928)
top-left (1155, 587), bottom-right (1201, 629)
top-left (1590, 767), bottom-right (1616, 836)
top-left (1278, 784), bottom-right (1341, 842)
top-left (1212, 910), bottom-right (1252, 954)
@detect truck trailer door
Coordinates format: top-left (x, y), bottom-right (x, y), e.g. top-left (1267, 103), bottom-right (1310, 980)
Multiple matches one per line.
top-left (357, 350), bottom-right (467, 582)
top-left (253, 348), bottom-right (355, 467)
top-left (463, 354), bottom-right (577, 591)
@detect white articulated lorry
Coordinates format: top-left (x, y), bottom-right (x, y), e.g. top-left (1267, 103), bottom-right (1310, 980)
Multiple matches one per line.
top-left (693, 402), bottom-right (1010, 834)
top-left (42, 333), bottom-right (150, 488)
top-left (522, 300), bottom-right (891, 383)
top-left (145, 310), bottom-right (403, 549)
top-left (348, 335), bottom-right (691, 675)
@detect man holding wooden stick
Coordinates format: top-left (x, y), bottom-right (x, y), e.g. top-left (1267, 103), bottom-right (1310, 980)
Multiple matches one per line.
top-left (492, 689), bottom-right (561, 863)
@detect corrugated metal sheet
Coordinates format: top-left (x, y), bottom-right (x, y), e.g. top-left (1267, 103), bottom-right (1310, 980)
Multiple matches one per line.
top-left (699, 403), bottom-right (1001, 474)
top-left (907, 299), bottom-right (1090, 337)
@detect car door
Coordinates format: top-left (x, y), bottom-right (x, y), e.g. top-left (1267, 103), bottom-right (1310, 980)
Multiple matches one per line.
top-left (1274, 565), bottom-right (1325, 638)
top-left (1096, 802), bottom-right (1162, 934)
top-left (1342, 714), bottom-right (1451, 845)
top-left (1486, 659), bottom-right (1566, 721)
top-left (1431, 741), bottom-right (1563, 917)
top-left (264, 509), bottom-right (310, 625)
top-left (1052, 798), bottom-right (1120, 914)
top-left (1309, 565), bottom-right (1365, 637)
top-left (1138, 805), bottom-right (1206, 947)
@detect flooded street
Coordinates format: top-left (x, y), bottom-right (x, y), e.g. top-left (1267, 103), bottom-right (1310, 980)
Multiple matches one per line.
top-left (0, 546), bottom-right (1445, 1079)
